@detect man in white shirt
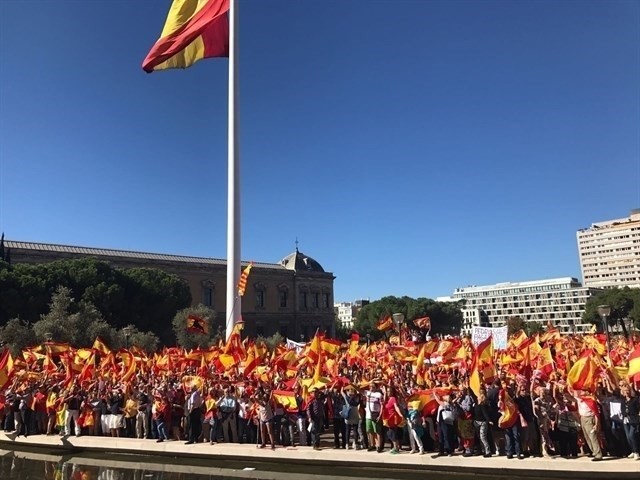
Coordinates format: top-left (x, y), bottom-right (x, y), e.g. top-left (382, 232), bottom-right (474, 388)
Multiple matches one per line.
top-left (365, 381), bottom-right (384, 452)
top-left (185, 385), bottom-right (203, 445)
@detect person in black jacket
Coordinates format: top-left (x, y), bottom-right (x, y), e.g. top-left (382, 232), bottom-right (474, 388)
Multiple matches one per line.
top-left (471, 389), bottom-right (493, 457)
top-left (620, 382), bottom-right (640, 460)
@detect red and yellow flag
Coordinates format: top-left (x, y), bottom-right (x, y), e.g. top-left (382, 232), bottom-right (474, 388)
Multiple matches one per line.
top-left (568, 349), bottom-right (597, 392)
top-left (0, 349), bottom-right (14, 391)
top-left (237, 262), bottom-right (253, 297)
top-left (92, 337), bottom-right (111, 356)
top-left (628, 344), bottom-right (640, 381)
top-left (186, 314), bottom-right (209, 335)
top-left (414, 316), bottom-right (431, 330)
top-left (376, 316), bottom-right (394, 332)
top-left (272, 390), bottom-right (298, 411)
top-left (143, 0), bottom-right (230, 73)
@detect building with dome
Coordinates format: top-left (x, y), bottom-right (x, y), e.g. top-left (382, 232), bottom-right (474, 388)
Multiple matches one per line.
top-left (5, 240), bottom-right (336, 340)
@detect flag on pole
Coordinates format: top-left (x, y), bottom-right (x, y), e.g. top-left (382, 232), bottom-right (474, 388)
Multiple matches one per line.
top-left (376, 316), bottom-right (394, 332)
top-left (186, 314), bottom-right (209, 335)
top-left (628, 344), bottom-right (640, 381)
top-left (142, 0), bottom-right (230, 72)
top-left (237, 262), bottom-right (253, 296)
top-left (414, 316), bottom-right (431, 330)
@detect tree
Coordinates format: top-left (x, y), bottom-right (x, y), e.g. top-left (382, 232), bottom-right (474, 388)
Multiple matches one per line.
top-left (119, 267), bottom-right (192, 342)
top-left (507, 316), bottom-right (525, 336)
top-left (354, 296), bottom-right (463, 339)
top-left (583, 287), bottom-right (640, 331)
top-left (0, 258), bottom-right (192, 344)
top-left (524, 321), bottom-right (544, 336)
top-left (173, 304), bottom-right (216, 349)
top-left (0, 318), bottom-right (36, 356)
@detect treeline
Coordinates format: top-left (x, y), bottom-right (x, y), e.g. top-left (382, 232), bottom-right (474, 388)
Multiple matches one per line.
top-left (353, 296), bottom-right (464, 338)
top-left (0, 257), bottom-right (192, 345)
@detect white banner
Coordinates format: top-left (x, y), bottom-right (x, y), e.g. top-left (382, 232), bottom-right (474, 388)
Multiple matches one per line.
top-left (491, 326), bottom-right (508, 351)
top-left (286, 338), bottom-right (305, 353)
top-left (471, 326), bottom-right (509, 351)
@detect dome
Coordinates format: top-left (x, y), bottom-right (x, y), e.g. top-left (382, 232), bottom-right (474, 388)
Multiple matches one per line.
top-left (280, 249), bottom-right (325, 272)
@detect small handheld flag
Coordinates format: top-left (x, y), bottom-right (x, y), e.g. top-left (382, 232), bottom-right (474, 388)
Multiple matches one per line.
top-left (376, 316), bottom-right (394, 332)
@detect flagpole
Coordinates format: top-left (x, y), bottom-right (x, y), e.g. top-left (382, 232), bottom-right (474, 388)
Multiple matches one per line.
top-left (226, 0), bottom-right (241, 341)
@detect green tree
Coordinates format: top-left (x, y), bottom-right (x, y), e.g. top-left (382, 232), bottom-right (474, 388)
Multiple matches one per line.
top-left (173, 304), bottom-right (216, 349)
top-left (0, 258), bottom-right (192, 344)
top-left (583, 287), bottom-right (640, 331)
top-left (354, 296), bottom-right (463, 339)
top-left (121, 267), bottom-right (192, 342)
top-left (507, 316), bottom-right (525, 336)
top-left (0, 318), bottom-right (36, 356)
top-left (524, 321), bottom-right (544, 336)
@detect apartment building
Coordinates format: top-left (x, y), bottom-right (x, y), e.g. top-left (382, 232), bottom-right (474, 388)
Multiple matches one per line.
top-left (577, 209), bottom-right (640, 289)
top-left (439, 277), bottom-right (602, 335)
top-left (334, 299), bottom-right (369, 329)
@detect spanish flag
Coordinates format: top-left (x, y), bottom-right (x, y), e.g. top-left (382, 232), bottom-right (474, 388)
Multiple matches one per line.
top-left (0, 349), bottom-right (14, 391)
top-left (414, 316), bottom-right (431, 330)
top-left (628, 344), bottom-right (640, 381)
top-left (186, 314), bottom-right (209, 335)
top-left (142, 0), bottom-right (230, 72)
top-left (376, 316), bottom-right (394, 332)
top-left (568, 349), bottom-right (597, 392)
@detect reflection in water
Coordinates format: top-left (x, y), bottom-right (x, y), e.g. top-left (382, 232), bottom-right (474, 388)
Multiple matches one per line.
top-left (0, 454), bottom-right (192, 480)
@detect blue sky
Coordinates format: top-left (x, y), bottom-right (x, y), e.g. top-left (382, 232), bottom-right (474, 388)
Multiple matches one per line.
top-left (0, 0), bottom-right (638, 302)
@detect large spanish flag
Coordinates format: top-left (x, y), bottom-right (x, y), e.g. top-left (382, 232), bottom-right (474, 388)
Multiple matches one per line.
top-left (143, 0), bottom-right (230, 73)
top-left (568, 349), bottom-right (597, 392)
top-left (628, 344), bottom-right (640, 381)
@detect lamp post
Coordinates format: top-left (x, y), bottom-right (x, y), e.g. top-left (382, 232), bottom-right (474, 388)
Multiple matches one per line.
top-left (393, 313), bottom-right (405, 344)
top-left (597, 305), bottom-right (612, 358)
top-left (123, 326), bottom-right (133, 349)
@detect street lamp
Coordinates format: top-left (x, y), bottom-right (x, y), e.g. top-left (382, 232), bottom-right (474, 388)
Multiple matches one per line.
top-left (597, 305), bottom-right (612, 358)
top-left (123, 326), bottom-right (133, 349)
top-left (392, 313), bottom-right (405, 344)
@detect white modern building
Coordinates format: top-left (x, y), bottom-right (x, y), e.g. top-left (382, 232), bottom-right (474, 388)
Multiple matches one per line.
top-left (440, 277), bottom-right (602, 335)
top-left (577, 209), bottom-right (640, 289)
top-left (334, 299), bottom-right (369, 329)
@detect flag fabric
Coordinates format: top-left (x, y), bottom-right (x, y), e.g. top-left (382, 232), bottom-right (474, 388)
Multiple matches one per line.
top-left (142, 0), bottom-right (230, 73)
top-left (376, 316), bottom-right (394, 332)
top-left (321, 338), bottom-right (342, 357)
top-left (628, 344), bottom-right (640, 381)
top-left (0, 349), bottom-right (14, 391)
top-left (237, 262), bottom-right (253, 297)
top-left (92, 337), bottom-right (111, 356)
top-left (272, 390), bottom-right (298, 411)
top-left (414, 316), bottom-right (431, 330)
top-left (186, 314), bottom-right (209, 335)
top-left (568, 350), bottom-right (598, 392)
top-left (498, 390), bottom-right (518, 429)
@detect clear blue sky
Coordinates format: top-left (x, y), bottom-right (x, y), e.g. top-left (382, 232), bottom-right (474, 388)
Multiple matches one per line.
top-left (0, 0), bottom-right (638, 302)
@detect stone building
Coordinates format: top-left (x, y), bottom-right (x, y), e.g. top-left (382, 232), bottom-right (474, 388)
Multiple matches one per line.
top-left (6, 240), bottom-right (335, 340)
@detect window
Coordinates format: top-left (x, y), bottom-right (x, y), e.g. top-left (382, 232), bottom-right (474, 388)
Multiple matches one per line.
top-left (279, 290), bottom-right (288, 308)
top-left (301, 292), bottom-right (308, 308)
top-left (279, 325), bottom-right (288, 338)
top-left (201, 280), bottom-right (215, 307)
top-left (322, 293), bottom-right (330, 308)
top-left (311, 293), bottom-right (319, 308)
top-left (256, 290), bottom-right (265, 308)
top-left (203, 288), bottom-right (213, 307)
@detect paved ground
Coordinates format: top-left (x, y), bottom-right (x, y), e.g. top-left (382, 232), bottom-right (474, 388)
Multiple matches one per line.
top-left (0, 432), bottom-right (638, 480)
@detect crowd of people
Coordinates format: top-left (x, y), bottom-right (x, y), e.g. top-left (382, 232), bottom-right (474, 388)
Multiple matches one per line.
top-left (0, 326), bottom-right (639, 463)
